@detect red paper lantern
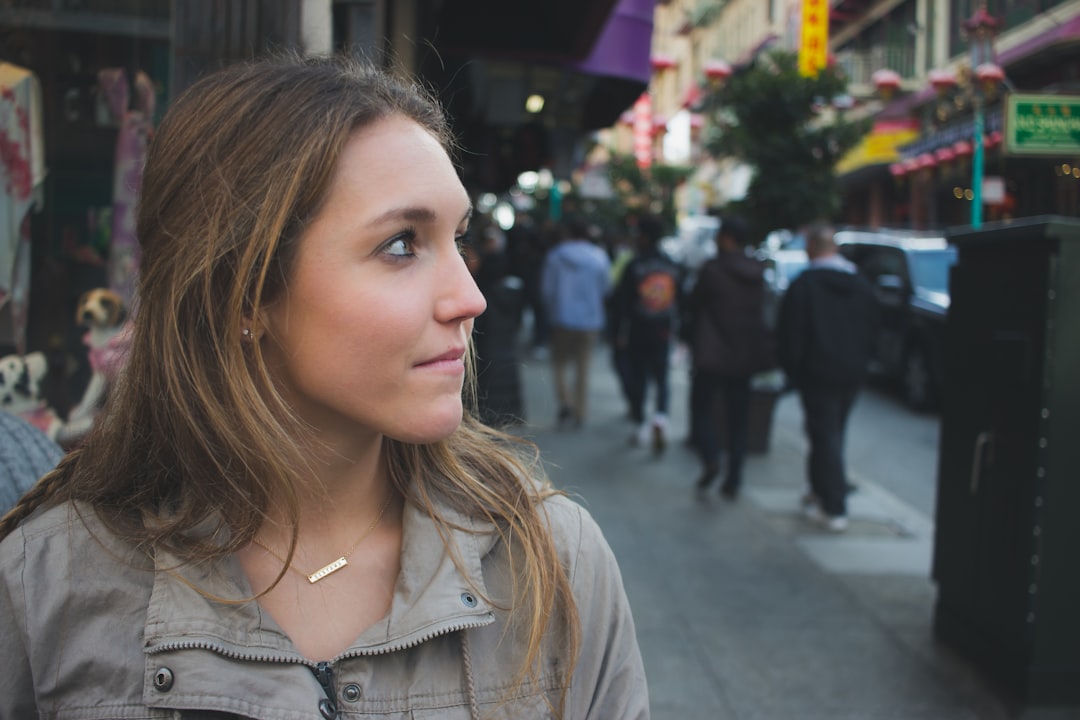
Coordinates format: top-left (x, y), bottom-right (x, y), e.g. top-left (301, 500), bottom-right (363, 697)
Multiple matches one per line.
top-left (928, 68), bottom-right (957, 95)
top-left (917, 152), bottom-right (938, 169)
top-left (974, 63), bottom-right (1005, 85)
top-left (952, 140), bottom-right (973, 157)
top-left (889, 162), bottom-right (907, 177)
top-left (902, 157), bottom-right (920, 173)
top-left (975, 62), bottom-right (1006, 94)
top-left (935, 147), bottom-right (956, 164)
top-left (872, 69), bottom-right (902, 99)
top-left (703, 58), bottom-right (732, 82)
top-left (650, 53), bottom-right (677, 72)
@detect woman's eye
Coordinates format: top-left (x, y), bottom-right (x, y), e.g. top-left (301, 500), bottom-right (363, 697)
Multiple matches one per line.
top-left (455, 230), bottom-right (470, 256)
top-left (383, 233), bottom-right (415, 257)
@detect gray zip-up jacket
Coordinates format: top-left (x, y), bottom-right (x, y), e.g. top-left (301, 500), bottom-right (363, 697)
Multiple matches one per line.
top-left (0, 493), bottom-right (649, 719)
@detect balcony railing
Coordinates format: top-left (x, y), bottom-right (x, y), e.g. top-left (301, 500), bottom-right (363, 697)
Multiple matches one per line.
top-left (835, 46), bottom-right (917, 86)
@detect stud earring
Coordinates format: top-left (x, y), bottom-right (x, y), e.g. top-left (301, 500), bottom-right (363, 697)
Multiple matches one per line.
top-left (242, 328), bottom-right (252, 339)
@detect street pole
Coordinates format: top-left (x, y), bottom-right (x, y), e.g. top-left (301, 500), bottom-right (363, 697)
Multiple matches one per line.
top-left (971, 95), bottom-right (984, 227)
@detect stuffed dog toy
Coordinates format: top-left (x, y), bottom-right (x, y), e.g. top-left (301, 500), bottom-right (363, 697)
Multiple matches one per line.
top-left (0, 351), bottom-right (65, 442)
top-left (66, 288), bottom-right (132, 432)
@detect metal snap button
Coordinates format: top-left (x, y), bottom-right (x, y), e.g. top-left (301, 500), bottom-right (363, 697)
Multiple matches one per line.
top-left (342, 683), bottom-right (362, 702)
top-left (461, 591), bottom-right (477, 608)
top-left (153, 667), bottom-right (174, 692)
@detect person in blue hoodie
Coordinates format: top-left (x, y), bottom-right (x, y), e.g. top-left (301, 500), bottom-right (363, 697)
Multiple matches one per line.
top-left (541, 214), bottom-right (612, 428)
top-left (777, 221), bottom-right (878, 532)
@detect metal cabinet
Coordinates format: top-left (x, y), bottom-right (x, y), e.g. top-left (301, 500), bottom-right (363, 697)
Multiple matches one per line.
top-left (933, 216), bottom-right (1080, 708)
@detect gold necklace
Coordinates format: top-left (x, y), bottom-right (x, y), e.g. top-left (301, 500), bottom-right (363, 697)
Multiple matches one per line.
top-left (251, 492), bottom-right (395, 584)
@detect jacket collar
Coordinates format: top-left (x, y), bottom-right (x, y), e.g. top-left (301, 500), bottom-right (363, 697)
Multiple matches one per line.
top-left (143, 495), bottom-right (499, 662)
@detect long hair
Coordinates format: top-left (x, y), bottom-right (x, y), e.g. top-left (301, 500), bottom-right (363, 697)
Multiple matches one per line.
top-left (0, 52), bottom-right (578, 712)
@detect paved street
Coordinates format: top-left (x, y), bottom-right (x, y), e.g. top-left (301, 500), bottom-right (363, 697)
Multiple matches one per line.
top-left (503, 342), bottom-right (1076, 720)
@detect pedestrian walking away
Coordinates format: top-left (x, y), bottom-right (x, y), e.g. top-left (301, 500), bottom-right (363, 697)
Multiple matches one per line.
top-left (0, 53), bottom-right (648, 720)
top-left (777, 220), bottom-right (878, 532)
top-left (541, 214), bottom-right (612, 429)
top-left (688, 214), bottom-right (774, 499)
top-left (611, 213), bottom-right (681, 455)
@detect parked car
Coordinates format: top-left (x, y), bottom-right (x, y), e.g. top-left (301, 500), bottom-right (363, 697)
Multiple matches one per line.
top-left (660, 214), bottom-right (719, 271)
top-left (759, 246), bottom-right (809, 328)
top-left (835, 230), bottom-right (957, 411)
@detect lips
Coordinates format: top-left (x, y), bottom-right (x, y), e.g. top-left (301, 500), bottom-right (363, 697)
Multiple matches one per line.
top-left (417, 347), bottom-right (466, 366)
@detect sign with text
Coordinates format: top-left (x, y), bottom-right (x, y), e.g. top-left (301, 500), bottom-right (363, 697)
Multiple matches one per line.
top-left (1005, 94), bottom-right (1080, 155)
top-left (799, 0), bottom-right (829, 77)
top-left (633, 93), bottom-right (653, 169)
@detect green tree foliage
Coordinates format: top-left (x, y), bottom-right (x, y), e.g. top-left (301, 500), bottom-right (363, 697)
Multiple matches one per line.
top-left (701, 50), bottom-right (868, 237)
top-left (604, 152), bottom-right (692, 230)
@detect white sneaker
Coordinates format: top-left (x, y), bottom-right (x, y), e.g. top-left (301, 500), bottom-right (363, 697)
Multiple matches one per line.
top-left (822, 515), bottom-right (849, 533)
top-left (633, 422), bottom-right (651, 447)
top-left (800, 500), bottom-right (849, 533)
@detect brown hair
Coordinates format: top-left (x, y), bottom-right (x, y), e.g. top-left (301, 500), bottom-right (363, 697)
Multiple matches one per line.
top-left (803, 220), bottom-right (837, 259)
top-left (0, 52), bottom-right (578, 714)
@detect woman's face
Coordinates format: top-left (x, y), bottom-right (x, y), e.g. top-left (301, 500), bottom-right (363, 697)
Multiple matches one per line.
top-left (261, 115), bottom-right (486, 450)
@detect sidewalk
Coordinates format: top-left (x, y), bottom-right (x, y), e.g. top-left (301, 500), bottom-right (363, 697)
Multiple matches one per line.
top-left (505, 342), bottom-right (1072, 720)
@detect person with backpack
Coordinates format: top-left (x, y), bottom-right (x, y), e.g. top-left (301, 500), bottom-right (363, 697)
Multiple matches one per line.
top-left (611, 214), bottom-right (682, 454)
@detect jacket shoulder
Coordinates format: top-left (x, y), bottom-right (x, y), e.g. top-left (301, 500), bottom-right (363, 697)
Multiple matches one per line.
top-left (538, 493), bottom-right (623, 591)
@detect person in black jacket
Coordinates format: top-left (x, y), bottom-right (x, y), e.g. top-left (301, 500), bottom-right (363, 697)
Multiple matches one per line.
top-left (777, 221), bottom-right (878, 532)
top-left (688, 215), bottom-right (774, 498)
top-left (611, 214), bottom-right (681, 454)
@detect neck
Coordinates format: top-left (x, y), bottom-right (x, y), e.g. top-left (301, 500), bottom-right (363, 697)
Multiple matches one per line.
top-left (263, 434), bottom-right (395, 543)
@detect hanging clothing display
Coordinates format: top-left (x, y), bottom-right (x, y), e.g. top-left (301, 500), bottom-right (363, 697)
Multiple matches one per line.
top-left (98, 68), bottom-right (154, 309)
top-left (0, 62), bottom-right (46, 354)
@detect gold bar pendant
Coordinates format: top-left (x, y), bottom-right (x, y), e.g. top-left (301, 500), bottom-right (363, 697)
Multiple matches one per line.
top-left (308, 557), bottom-right (348, 583)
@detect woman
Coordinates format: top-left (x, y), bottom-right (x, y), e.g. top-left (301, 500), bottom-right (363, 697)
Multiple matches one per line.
top-left (0, 54), bottom-right (648, 719)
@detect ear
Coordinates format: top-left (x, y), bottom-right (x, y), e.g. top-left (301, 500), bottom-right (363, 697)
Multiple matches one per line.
top-left (247, 302), bottom-right (277, 342)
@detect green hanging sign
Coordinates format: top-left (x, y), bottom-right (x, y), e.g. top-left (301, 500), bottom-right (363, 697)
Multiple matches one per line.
top-left (1005, 93), bottom-right (1080, 156)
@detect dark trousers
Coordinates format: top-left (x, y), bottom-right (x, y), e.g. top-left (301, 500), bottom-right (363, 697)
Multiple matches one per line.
top-left (691, 371), bottom-right (751, 487)
top-left (799, 385), bottom-right (859, 517)
top-left (611, 344), bottom-right (634, 414)
top-left (626, 342), bottom-right (670, 423)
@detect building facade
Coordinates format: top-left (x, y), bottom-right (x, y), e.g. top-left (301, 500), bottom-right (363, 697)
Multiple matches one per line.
top-left (0, 0), bottom-right (651, 417)
top-left (832, 0), bottom-right (1080, 229)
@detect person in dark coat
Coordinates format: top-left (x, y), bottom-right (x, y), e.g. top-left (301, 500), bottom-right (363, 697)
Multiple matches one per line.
top-left (689, 215), bottom-right (774, 498)
top-left (469, 220), bottom-right (525, 428)
top-left (777, 221), bottom-right (878, 532)
top-left (611, 214), bottom-right (681, 454)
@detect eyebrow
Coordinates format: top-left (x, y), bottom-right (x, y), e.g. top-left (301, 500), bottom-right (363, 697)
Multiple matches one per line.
top-left (369, 204), bottom-right (474, 227)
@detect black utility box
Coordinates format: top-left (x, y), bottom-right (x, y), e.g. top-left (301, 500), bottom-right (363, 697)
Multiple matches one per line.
top-left (933, 216), bottom-right (1080, 708)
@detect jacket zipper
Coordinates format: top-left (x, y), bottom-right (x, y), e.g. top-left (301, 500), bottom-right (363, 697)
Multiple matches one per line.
top-left (314, 661), bottom-right (337, 720)
top-left (146, 614), bottom-right (494, 662)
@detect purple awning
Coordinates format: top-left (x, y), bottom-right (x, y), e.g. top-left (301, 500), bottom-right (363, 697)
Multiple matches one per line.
top-left (573, 0), bottom-right (656, 83)
top-left (998, 11), bottom-right (1080, 66)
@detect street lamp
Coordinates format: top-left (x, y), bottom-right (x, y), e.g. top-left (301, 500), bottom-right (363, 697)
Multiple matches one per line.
top-left (962, 2), bottom-right (1003, 228)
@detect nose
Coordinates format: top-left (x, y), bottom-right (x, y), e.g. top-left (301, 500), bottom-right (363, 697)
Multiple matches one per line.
top-left (436, 244), bottom-right (487, 323)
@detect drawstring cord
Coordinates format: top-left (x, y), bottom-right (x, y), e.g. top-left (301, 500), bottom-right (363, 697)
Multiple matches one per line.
top-left (460, 629), bottom-right (481, 720)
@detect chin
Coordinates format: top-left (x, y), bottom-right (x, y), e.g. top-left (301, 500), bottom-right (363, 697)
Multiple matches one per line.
top-left (390, 402), bottom-right (464, 444)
